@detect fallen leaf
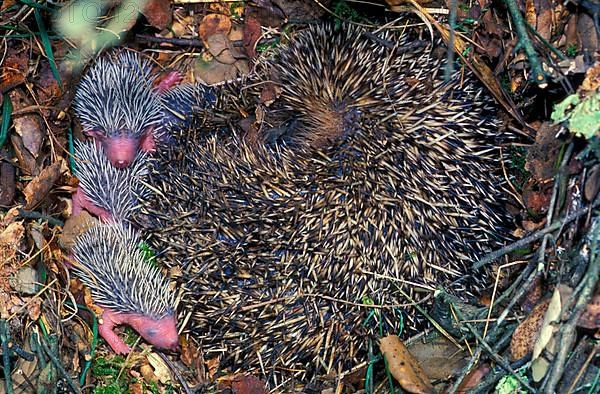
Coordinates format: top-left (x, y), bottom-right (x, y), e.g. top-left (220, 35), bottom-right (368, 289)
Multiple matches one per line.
top-left (23, 160), bottom-right (63, 210)
top-left (193, 56), bottom-right (239, 85)
top-left (578, 294), bottom-right (600, 330)
top-left (142, 0), bottom-right (172, 30)
top-left (407, 336), bottom-right (469, 380)
top-left (511, 298), bottom-right (550, 361)
top-left (199, 14), bottom-right (232, 44)
top-left (0, 161), bottom-right (16, 206)
top-left (58, 211), bottom-right (97, 252)
top-left (146, 351), bottom-right (172, 384)
top-left (584, 164), bottom-right (600, 202)
top-left (226, 374), bottom-right (268, 394)
top-left (456, 363), bottom-right (490, 393)
top-left (242, 16), bottom-right (261, 59)
top-left (380, 335), bottom-right (435, 394)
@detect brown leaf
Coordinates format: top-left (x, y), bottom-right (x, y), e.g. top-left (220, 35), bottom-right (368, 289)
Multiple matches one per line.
top-left (206, 33), bottom-right (238, 65)
top-left (0, 161), bottom-right (16, 206)
top-left (228, 374), bottom-right (268, 394)
top-left (199, 14), bottom-right (232, 44)
top-left (584, 164), bottom-right (600, 202)
top-left (380, 335), bottom-right (435, 394)
top-left (23, 160), bottom-right (63, 210)
top-left (407, 336), bottom-right (468, 380)
top-left (578, 294), bottom-right (600, 329)
top-left (510, 298), bottom-right (550, 361)
top-left (142, 0), bottom-right (172, 30)
top-left (456, 364), bottom-right (490, 393)
top-left (193, 56), bottom-right (239, 85)
top-left (13, 113), bottom-right (44, 159)
top-left (243, 17), bottom-right (262, 60)
top-left (58, 212), bottom-right (97, 252)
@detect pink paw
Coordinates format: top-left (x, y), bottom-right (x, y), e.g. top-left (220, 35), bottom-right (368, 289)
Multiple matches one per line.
top-left (155, 71), bottom-right (183, 93)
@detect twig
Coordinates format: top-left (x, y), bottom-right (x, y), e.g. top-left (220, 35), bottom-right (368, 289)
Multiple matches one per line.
top-left (136, 34), bottom-right (204, 48)
top-left (542, 218), bottom-right (600, 393)
top-left (503, 0), bottom-right (547, 86)
top-left (473, 196), bottom-right (600, 269)
top-left (157, 351), bottom-right (193, 394)
top-left (17, 208), bottom-right (64, 227)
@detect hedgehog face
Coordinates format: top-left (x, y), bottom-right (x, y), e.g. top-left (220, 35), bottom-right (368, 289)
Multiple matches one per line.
top-left (128, 313), bottom-right (179, 351)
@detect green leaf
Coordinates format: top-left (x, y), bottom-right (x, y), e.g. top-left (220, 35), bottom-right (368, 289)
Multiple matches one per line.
top-left (552, 92), bottom-right (600, 139)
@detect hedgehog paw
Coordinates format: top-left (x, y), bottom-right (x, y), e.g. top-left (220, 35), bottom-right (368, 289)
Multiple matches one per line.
top-left (98, 317), bottom-right (131, 354)
top-left (155, 71), bottom-right (183, 93)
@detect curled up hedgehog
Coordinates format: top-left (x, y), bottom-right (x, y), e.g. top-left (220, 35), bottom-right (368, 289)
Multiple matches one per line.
top-left (137, 22), bottom-right (515, 384)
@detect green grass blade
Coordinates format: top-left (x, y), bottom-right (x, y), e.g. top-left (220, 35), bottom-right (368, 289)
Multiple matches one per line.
top-left (33, 8), bottom-right (63, 90)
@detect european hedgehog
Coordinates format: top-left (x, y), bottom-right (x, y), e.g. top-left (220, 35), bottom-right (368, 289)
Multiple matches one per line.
top-left (139, 23), bottom-right (514, 383)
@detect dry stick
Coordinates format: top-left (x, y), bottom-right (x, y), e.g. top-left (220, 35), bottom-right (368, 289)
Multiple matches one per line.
top-left (503, 0), bottom-right (547, 86)
top-left (448, 347), bottom-right (483, 394)
top-left (542, 220), bottom-right (600, 393)
top-left (473, 197), bottom-right (600, 270)
top-left (156, 351), bottom-right (193, 394)
top-left (451, 307), bottom-right (537, 393)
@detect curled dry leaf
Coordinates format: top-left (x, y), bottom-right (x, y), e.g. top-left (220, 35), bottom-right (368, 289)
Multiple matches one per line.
top-left (146, 352), bottom-right (171, 384)
top-left (380, 335), bottom-right (435, 394)
top-left (23, 160), bottom-right (63, 210)
top-left (223, 374), bottom-right (268, 394)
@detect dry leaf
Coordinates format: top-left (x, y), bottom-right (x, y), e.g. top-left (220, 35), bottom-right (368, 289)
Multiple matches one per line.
top-left (578, 294), bottom-right (600, 329)
top-left (242, 17), bottom-right (261, 59)
top-left (199, 14), bottom-right (232, 44)
top-left (456, 364), bottom-right (491, 393)
top-left (380, 335), bottom-right (435, 394)
top-left (511, 299), bottom-right (550, 361)
top-left (221, 374), bottom-right (268, 394)
top-left (0, 221), bottom-right (24, 247)
top-left (141, 0), bottom-right (172, 30)
top-left (530, 287), bottom-right (566, 382)
top-left (584, 164), bottom-right (600, 202)
top-left (23, 160), bottom-right (63, 210)
top-left (407, 336), bottom-right (468, 380)
top-left (58, 212), bottom-right (97, 252)
top-left (146, 352), bottom-right (172, 384)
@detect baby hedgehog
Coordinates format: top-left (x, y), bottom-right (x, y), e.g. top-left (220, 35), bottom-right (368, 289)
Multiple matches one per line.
top-left (71, 222), bottom-right (178, 354)
top-left (72, 140), bottom-right (149, 222)
top-left (73, 51), bottom-right (162, 168)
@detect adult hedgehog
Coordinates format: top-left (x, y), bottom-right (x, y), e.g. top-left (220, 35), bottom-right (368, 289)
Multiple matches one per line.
top-left (140, 23), bottom-right (513, 385)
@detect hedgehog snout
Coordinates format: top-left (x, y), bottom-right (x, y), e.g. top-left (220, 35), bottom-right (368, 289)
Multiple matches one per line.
top-left (129, 313), bottom-right (179, 351)
top-left (103, 136), bottom-right (141, 168)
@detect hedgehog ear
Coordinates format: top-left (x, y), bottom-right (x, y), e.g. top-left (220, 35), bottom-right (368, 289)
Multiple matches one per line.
top-left (84, 128), bottom-right (106, 140)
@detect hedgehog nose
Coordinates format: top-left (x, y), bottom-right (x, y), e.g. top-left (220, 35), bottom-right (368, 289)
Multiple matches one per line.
top-left (115, 159), bottom-right (129, 168)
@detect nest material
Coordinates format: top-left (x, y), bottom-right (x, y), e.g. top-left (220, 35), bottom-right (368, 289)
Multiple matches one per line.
top-left (139, 23), bottom-right (513, 383)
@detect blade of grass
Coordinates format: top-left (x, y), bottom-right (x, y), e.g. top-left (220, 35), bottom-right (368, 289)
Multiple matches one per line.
top-left (33, 8), bottom-right (62, 90)
top-left (1, 94), bottom-right (12, 148)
